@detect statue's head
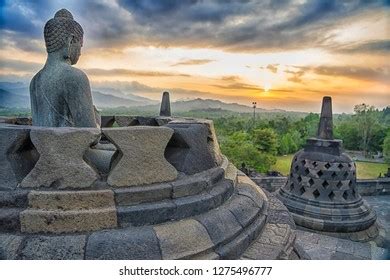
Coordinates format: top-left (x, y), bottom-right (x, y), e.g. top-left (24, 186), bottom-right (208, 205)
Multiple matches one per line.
top-left (44, 9), bottom-right (83, 65)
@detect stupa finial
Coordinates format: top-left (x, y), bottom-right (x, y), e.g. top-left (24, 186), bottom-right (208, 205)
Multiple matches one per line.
top-left (317, 96), bottom-right (333, 140)
top-left (160, 91), bottom-right (171, 117)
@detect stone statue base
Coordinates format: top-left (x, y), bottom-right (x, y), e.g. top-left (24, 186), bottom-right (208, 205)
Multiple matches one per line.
top-left (0, 116), bottom-right (303, 260)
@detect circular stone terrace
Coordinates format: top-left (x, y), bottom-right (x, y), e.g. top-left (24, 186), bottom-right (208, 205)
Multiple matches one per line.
top-left (0, 116), bottom-right (304, 260)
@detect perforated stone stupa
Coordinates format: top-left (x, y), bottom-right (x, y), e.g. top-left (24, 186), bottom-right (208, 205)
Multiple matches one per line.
top-left (277, 97), bottom-right (378, 238)
top-left (0, 9), bottom-right (304, 260)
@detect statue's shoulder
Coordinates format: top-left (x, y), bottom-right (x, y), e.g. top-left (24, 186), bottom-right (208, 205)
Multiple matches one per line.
top-left (62, 65), bottom-right (90, 85)
top-left (29, 69), bottom-right (43, 90)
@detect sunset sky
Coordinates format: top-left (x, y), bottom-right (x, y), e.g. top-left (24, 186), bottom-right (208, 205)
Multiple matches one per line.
top-left (0, 0), bottom-right (389, 112)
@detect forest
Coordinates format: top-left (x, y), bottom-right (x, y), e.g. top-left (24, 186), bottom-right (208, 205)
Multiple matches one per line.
top-left (208, 104), bottom-right (390, 175)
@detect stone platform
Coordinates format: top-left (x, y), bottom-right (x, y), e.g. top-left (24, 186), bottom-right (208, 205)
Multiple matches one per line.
top-left (0, 116), bottom-right (302, 260)
top-left (295, 229), bottom-right (388, 260)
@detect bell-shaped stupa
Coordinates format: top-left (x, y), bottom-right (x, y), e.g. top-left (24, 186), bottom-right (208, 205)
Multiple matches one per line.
top-left (277, 97), bottom-right (377, 239)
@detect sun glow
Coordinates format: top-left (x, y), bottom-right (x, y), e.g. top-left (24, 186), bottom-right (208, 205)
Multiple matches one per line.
top-left (263, 82), bottom-right (271, 92)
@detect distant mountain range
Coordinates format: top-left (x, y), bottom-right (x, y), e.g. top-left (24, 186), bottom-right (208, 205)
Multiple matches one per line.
top-left (136, 98), bottom-right (284, 113)
top-left (0, 81), bottom-right (283, 113)
top-left (0, 88), bottom-right (30, 108)
top-left (0, 82), bottom-right (158, 109)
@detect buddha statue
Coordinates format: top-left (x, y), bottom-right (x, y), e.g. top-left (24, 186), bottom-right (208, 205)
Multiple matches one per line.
top-left (30, 9), bottom-right (98, 127)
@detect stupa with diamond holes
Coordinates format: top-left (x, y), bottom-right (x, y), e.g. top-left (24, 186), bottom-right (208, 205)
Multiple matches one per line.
top-left (277, 97), bottom-right (377, 237)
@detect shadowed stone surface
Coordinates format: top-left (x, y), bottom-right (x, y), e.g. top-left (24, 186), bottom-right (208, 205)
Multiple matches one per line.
top-left (84, 148), bottom-right (115, 174)
top-left (0, 234), bottom-right (23, 260)
top-left (0, 208), bottom-right (22, 231)
top-left (223, 194), bottom-right (260, 228)
top-left (172, 175), bottom-right (207, 198)
top-left (219, 215), bottom-right (267, 259)
top-left (236, 176), bottom-right (267, 209)
top-left (155, 116), bottom-right (173, 126)
top-left (104, 126), bottom-right (177, 187)
top-left (154, 219), bottom-right (213, 259)
top-left (0, 191), bottom-right (28, 208)
top-left (0, 125), bottom-right (38, 190)
top-left (115, 116), bottom-right (159, 127)
top-left (0, 190), bottom-right (29, 232)
top-left (30, 9), bottom-right (97, 127)
top-left (160, 91), bottom-right (171, 117)
top-left (115, 116), bottom-right (138, 127)
top-left (165, 120), bottom-right (222, 175)
top-left (115, 183), bottom-right (172, 206)
top-left (20, 127), bottom-right (100, 189)
top-left (195, 207), bottom-right (243, 245)
top-left (86, 227), bottom-right (161, 259)
top-left (20, 235), bottom-right (86, 259)
top-left (100, 116), bottom-right (115, 127)
top-left (118, 201), bottom-right (176, 226)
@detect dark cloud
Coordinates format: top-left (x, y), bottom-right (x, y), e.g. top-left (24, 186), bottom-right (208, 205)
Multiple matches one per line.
top-left (285, 64), bottom-right (390, 83)
top-left (274, 1), bottom-right (349, 30)
top-left (84, 67), bottom-right (191, 77)
top-left (337, 40), bottom-right (390, 54)
top-left (312, 65), bottom-right (389, 82)
top-left (171, 59), bottom-right (214, 66)
top-left (0, 57), bottom-right (192, 78)
top-left (0, 31), bottom-right (44, 53)
top-left (220, 75), bottom-right (241, 82)
top-left (266, 64), bottom-right (278, 73)
top-left (1, 0), bottom-right (388, 52)
top-left (212, 82), bottom-right (261, 91)
top-left (0, 58), bottom-right (41, 72)
top-left (282, 65), bottom-right (388, 84)
top-left (119, 0), bottom-right (195, 18)
top-left (285, 69), bottom-right (306, 83)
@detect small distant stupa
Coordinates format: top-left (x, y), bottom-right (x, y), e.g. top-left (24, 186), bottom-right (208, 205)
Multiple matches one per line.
top-left (160, 91), bottom-right (171, 117)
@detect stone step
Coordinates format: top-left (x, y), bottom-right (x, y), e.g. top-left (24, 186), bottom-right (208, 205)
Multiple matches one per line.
top-left (117, 179), bottom-right (234, 226)
top-left (152, 188), bottom-right (268, 260)
top-left (241, 222), bottom-right (296, 260)
top-left (20, 207), bottom-right (118, 233)
top-left (114, 165), bottom-right (230, 207)
top-left (27, 190), bottom-right (115, 210)
top-left (85, 187), bottom-right (267, 260)
top-left (193, 189), bottom-right (268, 259)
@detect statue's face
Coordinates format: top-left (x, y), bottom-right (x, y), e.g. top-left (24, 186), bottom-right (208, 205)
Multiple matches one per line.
top-left (69, 37), bottom-right (82, 65)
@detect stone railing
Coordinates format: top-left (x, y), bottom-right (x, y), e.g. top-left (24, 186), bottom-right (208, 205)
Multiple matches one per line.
top-left (250, 176), bottom-right (288, 193)
top-left (356, 178), bottom-right (390, 196)
top-left (250, 175), bottom-right (390, 196)
top-left (0, 116), bottom-right (223, 191)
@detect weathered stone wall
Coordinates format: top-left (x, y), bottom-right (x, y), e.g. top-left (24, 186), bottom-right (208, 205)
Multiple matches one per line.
top-left (356, 178), bottom-right (390, 196)
top-left (251, 176), bottom-right (288, 193)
